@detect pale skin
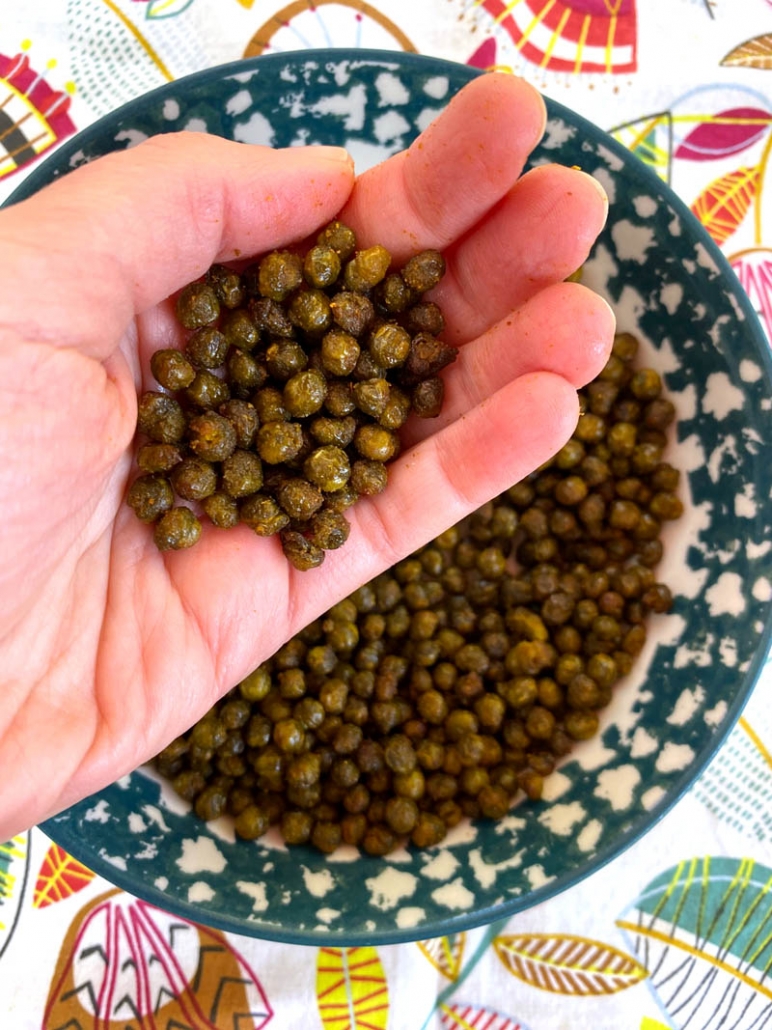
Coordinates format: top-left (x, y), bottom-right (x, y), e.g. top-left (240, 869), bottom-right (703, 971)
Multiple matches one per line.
top-left (0, 74), bottom-right (614, 840)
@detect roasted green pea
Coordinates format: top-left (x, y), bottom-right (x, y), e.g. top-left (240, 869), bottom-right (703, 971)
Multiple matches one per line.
top-left (281, 530), bottom-right (325, 570)
top-left (239, 666), bottom-right (271, 702)
top-left (354, 425), bottom-right (398, 461)
top-left (411, 812), bottom-right (447, 847)
top-left (188, 412), bottom-right (237, 462)
top-left (218, 399), bottom-right (259, 449)
top-left (202, 491), bottom-right (239, 528)
top-left (304, 244), bottom-right (342, 288)
top-left (257, 421), bottom-right (304, 464)
top-left (353, 378), bottom-right (391, 419)
top-left (281, 810), bottom-right (314, 844)
top-left (630, 368), bottom-right (662, 400)
top-left (273, 718), bottom-right (306, 753)
top-left (642, 583), bottom-right (673, 613)
top-left (378, 387), bottom-right (412, 430)
top-left (649, 492), bottom-right (684, 520)
top-left (354, 349), bottom-right (386, 381)
top-left (219, 307), bottom-right (258, 351)
top-left (137, 443), bottom-right (183, 474)
top-left (320, 329), bottom-right (360, 376)
top-left (194, 783), bottom-right (229, 821)
top-left (308, 819), bottom-right (341, 852)
top-left (207, 264), bottom-right (245, 309)
top-left (565, 710), bottom-right (599, 740)
top-left (137, 392), bottom-right (187, 444)
top-left (221, 450), bottom-right (264, 498)
top-left (411, 377), bottom-right (444, 418)
top-left (154, 507), bottom-right (201, 551)
top-left (325, 484), bottom-right (360, 512)
top-left (240, 494), bottom-right (290, 536)
top-left (362, 824), bottom-right (398, 856)
top-left (374, 273), bottom-right (414, 313)
top-left (186, 327), bottom-right (229, 370)
top-left (406, 301), bottom-right (445, 336)
top-left (170, 458), bottom-right (217, 500)
top-left (265, 339), bottom-right (308, 380)
top-left (150, 349), bottom-right (196, 391)
top-left (305, 509), bottom-right (350, 550)
top-left (323, 381), bottom-right (356, 417)
top-left (232, 804), bottom-right (269, 840)
top-left (401, 333), bottom-right (457, 385)
top-left (126, 474), bottom-right (173, 523)
top-left (301, 445), bottom-right (351, 491)
top-left (310, 415), bottom-right (357, 448)
top-left (385, 796), bottom-right (418, 834)
top-left (252, 387), bottom-right (287, 424)
top-left (402, 249), bottom-right (445, 293)
top-left (645, 398), bottom-right (676, 430)
top-left (329, 291), bottom-right (374, 336)
top-left (574, 412), bottom-right (606, 444)
top-left (248, 296), bottom-right (294, 337)
top-left (283, 369), bottom-right (327, 417)
top-left (289, 289), bottom-right (332, 335)
top-left (176, 282), bottom-right (220, 329)
top-left (257, 250), bottom-right (303, 301)
top-left (368, 323), bottom-right (411, 368)
top-left (318, 220), bottom-right (357, 260)
top-left (172, 770), bottom-right (205, 801)
top-left (277, 478), bottom-right (324, 519)
top-left (227, 350), bottom-right (267, 393)
top-left (185, 371), bottom-right (230, 410)
top-left (344, 245), bottom-right (391, 291)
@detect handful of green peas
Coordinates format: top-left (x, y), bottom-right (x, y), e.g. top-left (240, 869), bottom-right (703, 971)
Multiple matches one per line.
top-left (127, 220), bottom-right (456, 569)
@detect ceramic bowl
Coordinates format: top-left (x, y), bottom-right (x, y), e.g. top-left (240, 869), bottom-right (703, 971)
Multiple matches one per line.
top-left (7, 50), bottom-right (772, 946)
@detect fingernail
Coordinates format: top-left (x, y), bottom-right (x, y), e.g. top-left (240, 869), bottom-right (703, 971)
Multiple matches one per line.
top-left (308, 145), bottom-right (353, 165)
top-left (579, 169), bottom-right (609, 207)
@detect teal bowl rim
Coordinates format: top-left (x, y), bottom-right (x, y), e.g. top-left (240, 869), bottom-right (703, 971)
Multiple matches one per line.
top-left (6, 48), bottom-right (772, 945)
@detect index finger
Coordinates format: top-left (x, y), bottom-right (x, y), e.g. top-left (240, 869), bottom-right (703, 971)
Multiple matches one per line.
top-left (0, 136), bottom-right (355, 356)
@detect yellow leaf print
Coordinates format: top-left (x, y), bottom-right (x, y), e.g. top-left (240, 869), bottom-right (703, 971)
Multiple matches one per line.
top-left (417, 934), bottom-right (466, 981)
top-left (493, 932), bottom-right (648, 995)
top-left (316, 946), bottom-right (389, 1030)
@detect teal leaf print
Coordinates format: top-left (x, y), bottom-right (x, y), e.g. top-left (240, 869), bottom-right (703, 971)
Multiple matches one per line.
top-left (693, 712), bottom-right (772, 845)
top-left (0, 834), bottom-right (31, 962)
top-left (618, 857), bottom-right (772, 1030)
top-left (609, 111), bottom-right (674, 184)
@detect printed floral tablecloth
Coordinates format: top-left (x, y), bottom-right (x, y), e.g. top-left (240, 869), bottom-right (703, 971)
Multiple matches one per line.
top-left (2, 2), bottom-right (772, 1028)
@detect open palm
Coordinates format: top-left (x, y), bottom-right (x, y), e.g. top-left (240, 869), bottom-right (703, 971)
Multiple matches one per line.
top-left (0, 74), bottom-right (612, 838)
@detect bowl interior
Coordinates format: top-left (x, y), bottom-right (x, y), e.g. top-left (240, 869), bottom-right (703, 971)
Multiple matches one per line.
top-left (11, 50), bottom-right (772, 946)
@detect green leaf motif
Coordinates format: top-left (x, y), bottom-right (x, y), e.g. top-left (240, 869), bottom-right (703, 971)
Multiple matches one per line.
top-left (618, 857), bottom-right (772, 1030)
top-left (145, 0), bottom-right (196, 19)
top-left (609, 111), bottom-right (673, 185)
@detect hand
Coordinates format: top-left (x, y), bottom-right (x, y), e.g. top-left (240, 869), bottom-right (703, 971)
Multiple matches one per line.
top-left (0, 73), bottom-right (612, 838)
